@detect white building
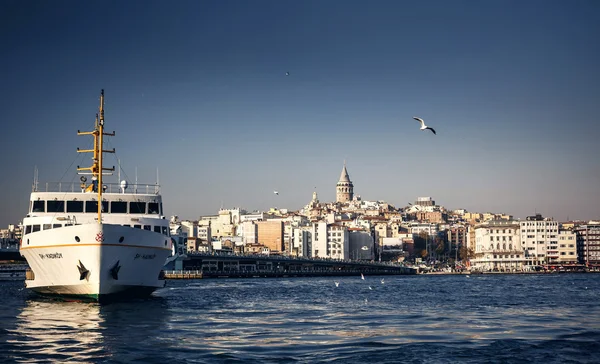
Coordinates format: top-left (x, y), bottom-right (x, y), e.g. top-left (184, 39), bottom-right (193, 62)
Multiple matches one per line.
top-left (409, 223), bottom-right (439, 237)
top-left (311, 222), bottom-right (349, 260)
top-left (520, 214), bottom-right (559, 266)
top-left (292, 227), bottom-right (311, 257)
top-left (471, 220), bottom-right (523, 271)
top-left (238, 221), bottom-right (257, 245)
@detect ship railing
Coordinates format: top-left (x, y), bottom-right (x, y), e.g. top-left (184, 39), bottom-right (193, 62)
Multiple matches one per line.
top-left (33, 182), bottom-right (161, 195)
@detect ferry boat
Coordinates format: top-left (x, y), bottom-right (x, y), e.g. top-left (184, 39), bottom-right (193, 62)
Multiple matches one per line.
top-left (19, 90), bottom-right (173, 301)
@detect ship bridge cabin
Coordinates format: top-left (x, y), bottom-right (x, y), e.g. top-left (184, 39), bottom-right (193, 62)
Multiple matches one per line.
top-left (24, 183), bottom-right (170, 237)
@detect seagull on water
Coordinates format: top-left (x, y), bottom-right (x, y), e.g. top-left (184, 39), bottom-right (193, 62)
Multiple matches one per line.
top-left (368, 286), bottom-right (372, 290)
top-left (334, 281), bottom-right (339, 287)
top-left (381, 278), bottom-right (385, 284)
top-left (413, 117), bottom-right (436, 135)
top-left (361, 273), bottom-right (365, 280)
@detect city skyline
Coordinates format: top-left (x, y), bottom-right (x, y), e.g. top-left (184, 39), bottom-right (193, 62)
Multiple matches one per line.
top-left (1, 0), bottom-right (599, 227)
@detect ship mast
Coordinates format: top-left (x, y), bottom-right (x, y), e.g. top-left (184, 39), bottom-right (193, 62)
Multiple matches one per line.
top-left (77, 89), bottom-right (115, 223)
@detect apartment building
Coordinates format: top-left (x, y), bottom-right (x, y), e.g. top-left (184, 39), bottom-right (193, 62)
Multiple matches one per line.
top-left (520, 214), bottom-right (559, 266)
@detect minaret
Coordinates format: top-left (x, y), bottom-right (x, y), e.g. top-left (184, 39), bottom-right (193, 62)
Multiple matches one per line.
top-left (336, 161), bottom-right (354, 203)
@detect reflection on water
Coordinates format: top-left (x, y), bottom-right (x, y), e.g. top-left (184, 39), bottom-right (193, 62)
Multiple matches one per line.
top-left (1, 275), bottom-right (600, 363)
top-left (3, 294), bottom-right (170, 363)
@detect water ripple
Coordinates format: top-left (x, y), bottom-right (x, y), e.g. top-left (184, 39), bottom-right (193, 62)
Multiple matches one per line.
top-left (1, 274), bottom-right (600, 363)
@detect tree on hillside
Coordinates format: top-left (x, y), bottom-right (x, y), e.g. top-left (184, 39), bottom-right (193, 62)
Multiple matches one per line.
top-left (459, 245), bottom-right (475, 261)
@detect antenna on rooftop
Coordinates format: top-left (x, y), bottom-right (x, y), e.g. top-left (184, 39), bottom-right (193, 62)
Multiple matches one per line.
top-left (135, 167), bottom-right (138, 193)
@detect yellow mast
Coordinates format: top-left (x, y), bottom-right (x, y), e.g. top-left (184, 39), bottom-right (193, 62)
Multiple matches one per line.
top-left (77, 89), bottom-right (115, 223)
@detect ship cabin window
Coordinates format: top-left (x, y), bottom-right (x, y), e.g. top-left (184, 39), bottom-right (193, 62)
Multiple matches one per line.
top-left (130, 202), bottom-right (146, 214)
top-left (53, 224), bottom-right (62, 228)
top-left (143, 225), bottom-right (151, 231)
top-left (85, 201), bottom-right (109, 213)
top-left (111, 201), bottom-right (127, 213)
top-left (154, 226), bottom-right (161, 233)
top-left (160, 203), bottom-right (163, 215)
top-left (67, 200), bottom-right (84, 213)
top-left (161, 226), bottom-right (168, 236)
top-left (47, 200), bottom-right (65, 213)
top-left (148, 202), bottom-right (160, 214)
top-left (65, 223), bottom-right (73, 226)
top-left (32, 225), bottom-right (41, 233)
top-left (43, 224), bottom-right (52, 230)
top-left (32, 200), bottom-right (45, 213)
top-left (133, 224), bottom-right (142, 229)
top-left (25, 225), bottom-right (32, 234)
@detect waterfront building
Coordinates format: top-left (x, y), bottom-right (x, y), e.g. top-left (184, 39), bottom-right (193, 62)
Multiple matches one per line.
top-left (238, 221), bottom-right (257, 245)
top-left (471, 220), bottom-right (523, 271)
top-left (311, 222), bottom-right (349, 259)
top-left (551, 230), bottom-right (577, 264)
top-left (447, 226), bottom-right (467, 259)
top-left (519, 213), bottom-right (559, 266)
top-left (197, 225), bottom-right (211, 243)
top-left (181, 220), bottom-right (197, 238)
top-left (574, 223), bottom-right (600, 266)
top-left (336, 162), bottom-right (354, 203)
top-left (256, 220), bottom-right (284, 253)
top-left (292, 227), bottom-right (311, 257)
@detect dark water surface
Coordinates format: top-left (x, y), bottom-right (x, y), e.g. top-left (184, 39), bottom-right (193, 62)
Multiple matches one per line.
top-left (1, 274), bottom-right (599, 363)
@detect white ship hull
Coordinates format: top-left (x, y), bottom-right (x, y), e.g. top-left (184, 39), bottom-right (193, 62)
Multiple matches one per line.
top-left (20, 223), bottom-right (172, 301)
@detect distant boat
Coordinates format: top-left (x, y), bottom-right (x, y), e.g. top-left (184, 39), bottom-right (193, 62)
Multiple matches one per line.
top-left (19, 90), bottom-right (172, 302)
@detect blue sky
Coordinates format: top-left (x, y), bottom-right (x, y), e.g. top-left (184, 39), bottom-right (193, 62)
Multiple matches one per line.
top-left (1, 0), bottom-right (599, 227)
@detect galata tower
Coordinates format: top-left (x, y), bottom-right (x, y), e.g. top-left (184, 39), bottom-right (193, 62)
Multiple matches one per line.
top-left (336, 162), bottom-right (354, 203)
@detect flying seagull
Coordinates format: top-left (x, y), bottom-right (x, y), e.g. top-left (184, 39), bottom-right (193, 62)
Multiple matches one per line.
top-left (334, 281), bottom-right (339, 287)
top-left (413, 117), bottom-right (436, 135)
top-left (285, 72), bottom-right (290, 76)
top-left (274, 191), bottom-right (279, 195)
top-left (361, 273), bottom-right (365, 280)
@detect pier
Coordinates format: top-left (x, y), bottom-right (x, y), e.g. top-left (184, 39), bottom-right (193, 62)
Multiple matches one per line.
top-left (164, 253), bottom-right (417, 279)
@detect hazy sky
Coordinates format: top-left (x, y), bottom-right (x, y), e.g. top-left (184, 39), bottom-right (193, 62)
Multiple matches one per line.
top-left (1, 0), bottom-right (599, 227)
